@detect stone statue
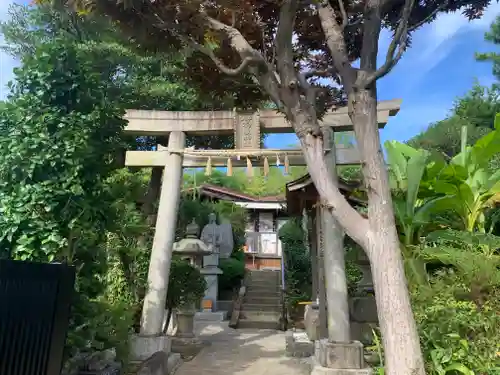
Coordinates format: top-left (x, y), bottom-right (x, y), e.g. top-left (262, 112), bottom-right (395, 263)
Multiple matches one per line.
top-left (200, 213), bottom-right (224, 310)
top-left (200, 213), bottom-right (221, 252)
top-left (218, 218), bottom-right (234, 259)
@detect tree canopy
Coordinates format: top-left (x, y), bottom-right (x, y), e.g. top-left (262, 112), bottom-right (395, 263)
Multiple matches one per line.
top-left (477, 14), bottom-right (500, 84)
top-left (46, 0), bottom-right (492, 118)
top-left (1, 2), bottom-right (266, 150)
top-left (408, 84), bottom-right (500, 158)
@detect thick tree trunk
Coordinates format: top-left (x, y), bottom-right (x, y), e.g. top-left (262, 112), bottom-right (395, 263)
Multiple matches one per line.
top-left (349, 88), bottom-right (424, 375)
top-left (293, 98), bottom-right (425, 374)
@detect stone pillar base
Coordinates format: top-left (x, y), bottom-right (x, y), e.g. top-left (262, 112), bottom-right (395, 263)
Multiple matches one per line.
top-left (310, 339), bottom-right (372, 375)
top-left (130, 334), bottom-right (172, 362)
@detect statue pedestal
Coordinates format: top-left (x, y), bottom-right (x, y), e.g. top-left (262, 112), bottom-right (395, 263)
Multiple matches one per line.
top-left (201, 253), bottom-right (222, 312)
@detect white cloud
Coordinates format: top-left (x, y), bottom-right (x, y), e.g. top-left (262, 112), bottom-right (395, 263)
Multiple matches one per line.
top-left (432, 2), bottom-right (500, 38)
top-left (378, 2), bottom-right (500, 94)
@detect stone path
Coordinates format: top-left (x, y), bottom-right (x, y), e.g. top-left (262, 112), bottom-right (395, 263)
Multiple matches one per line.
top-left (175, 322), bottom-right (311, 375)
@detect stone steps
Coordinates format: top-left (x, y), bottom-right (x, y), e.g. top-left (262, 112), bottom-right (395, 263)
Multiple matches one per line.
top-left (242, 303), bottom-right (281, 312)
top-left (247, 281), bottom-right (282, 290)
top-left (248, 271), bottom-right (281, 282)
top-left (239, 310), bottom-right (281, 323)
top-left (237, 320), bottom-right (280, 329)
top-left (245, 290), bottom-right (281, 298)
top-left (244, 295), bottom-right (282, 304)
top-left (236, 270), bottom-right (283, 330)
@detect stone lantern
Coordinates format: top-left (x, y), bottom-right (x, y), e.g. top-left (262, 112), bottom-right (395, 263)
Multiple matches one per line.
top-left (173, 219), bottom-right (213, 268)
top-left (171, 219), bottom-right (212, 340)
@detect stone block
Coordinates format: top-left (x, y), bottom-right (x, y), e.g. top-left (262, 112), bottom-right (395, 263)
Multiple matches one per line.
top-left (310, 365), bottom-right (373, 375)
top-left (175, 311), bottom-right (195, 338)
top-left (130, 335), bottom-right (172, 362)
top-left (350, 322), bottom-right (375, 345)
top-left (349, 297), bottom-right (378, 323)
top-left (304, 305), bottom-right (320, 341)
top-left (195, 311), bottom-right (227, 322)
top-left (285, 330), bottom-right (314, 358)
top-left (315, 340), bottom-right (365, 369)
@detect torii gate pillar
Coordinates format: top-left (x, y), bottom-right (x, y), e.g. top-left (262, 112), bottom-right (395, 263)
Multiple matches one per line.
top-left (131, 131), bottom-right (186, 361)
top-left (141, 131), bottom-right (186, 336)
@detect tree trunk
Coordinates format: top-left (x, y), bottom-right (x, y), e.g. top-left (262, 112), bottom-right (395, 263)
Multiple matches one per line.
top-left (349, 88), bottom-right (425, 375)
top-left (137, 166), bottom-right (163, 250)
top-left (292, 95), bottom-right (425, 374)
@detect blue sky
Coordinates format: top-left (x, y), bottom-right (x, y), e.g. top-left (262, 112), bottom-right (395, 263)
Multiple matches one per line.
top-left (1, 1), bottom-right (499, 148)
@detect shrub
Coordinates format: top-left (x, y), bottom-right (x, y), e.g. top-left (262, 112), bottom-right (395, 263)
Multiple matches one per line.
top-left (279, 218), bottom-right (311, 313)
top-left (412, 270), bottom-right (500, 374)
top-left (166, 258), bottom-right (207, 311)
top-left (219, 252), bottom-right (246, 292)
top-left (66, 296), bottom-right (134, 363)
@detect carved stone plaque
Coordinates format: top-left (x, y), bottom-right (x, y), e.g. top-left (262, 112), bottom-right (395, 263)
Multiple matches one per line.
top-left (234, 111), bottom-right (260, 150)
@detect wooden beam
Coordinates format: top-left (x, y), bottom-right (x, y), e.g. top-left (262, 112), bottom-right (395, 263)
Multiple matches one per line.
top-left (125, 147), bottom-right (361, 167)
top-left (123, 99), bottom-right (402, 135)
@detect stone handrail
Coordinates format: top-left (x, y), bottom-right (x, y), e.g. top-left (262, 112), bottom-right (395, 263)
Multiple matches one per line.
top-left (228, 272), bottom-right (250, 328)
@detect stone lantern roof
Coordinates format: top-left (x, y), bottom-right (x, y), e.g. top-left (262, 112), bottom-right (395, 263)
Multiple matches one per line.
top-left (173, 219), bottom-right (213, 257)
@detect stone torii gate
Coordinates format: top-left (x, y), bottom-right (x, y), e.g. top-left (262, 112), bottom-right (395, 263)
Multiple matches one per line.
top-left (125, 99), bottom-right (401, 361)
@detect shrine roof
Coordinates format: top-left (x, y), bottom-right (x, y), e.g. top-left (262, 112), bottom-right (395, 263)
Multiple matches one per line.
top-left (285, 174), bottom-right (365, 215)
top-left (285, 174), bottom-right (359, 193)
top-left (192, 183), bottom-right (286, 203)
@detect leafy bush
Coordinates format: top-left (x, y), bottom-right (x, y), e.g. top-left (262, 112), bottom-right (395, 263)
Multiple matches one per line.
top-left (412, 270), bottom-right (500, 374)
top-left (166, 258), bottom-right (207, 310)
top-left (0, 40), bottom-right (136, 361)
top-left (279, 218), bottom-right (311, 311)
top-left (66, 296), bottom-right (134, 363)
top-left (279, 218), bottom-right (364, 315)
top-left (344, 239), bottom-right (363, 294)
top-left (219, 253), bottom-right (246, 292)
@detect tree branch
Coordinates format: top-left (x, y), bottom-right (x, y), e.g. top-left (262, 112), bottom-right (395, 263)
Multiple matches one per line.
top-left (300, 133), bottom-right (370, 249)
top-left (408, 1), bottom-right (450, 32)
top-left (357, 0), bottom-right (416, 87)
top-left (275, 0), bottom-right (300, 85)
top-left (316, 2), bottom-right (356, 92)
top-left (187, 39), bottom-right (260, 76)
top-left (199, 13), bottom-right (284, 108)
top-left (304, 69), bottom-right (336, 79)
top-left (337, 0), bottom-right (348, 30)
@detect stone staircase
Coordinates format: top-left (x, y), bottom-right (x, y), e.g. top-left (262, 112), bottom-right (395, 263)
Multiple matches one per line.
top-left (238, 270), bottom-right (283, 329)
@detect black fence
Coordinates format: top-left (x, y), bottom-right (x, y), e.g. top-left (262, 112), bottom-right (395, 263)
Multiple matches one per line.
top-left (0, 260), bottom-right (75, 375)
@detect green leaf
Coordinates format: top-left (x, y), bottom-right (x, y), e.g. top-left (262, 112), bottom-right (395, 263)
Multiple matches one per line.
top-left (443, 363), bottom-right (474, 375)
top-left (434, 181), bottom-right (458, 195)
top-left (406, 150), bottom-right (429, 218)
top-left (385, 140), bottom-right (408, 189)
